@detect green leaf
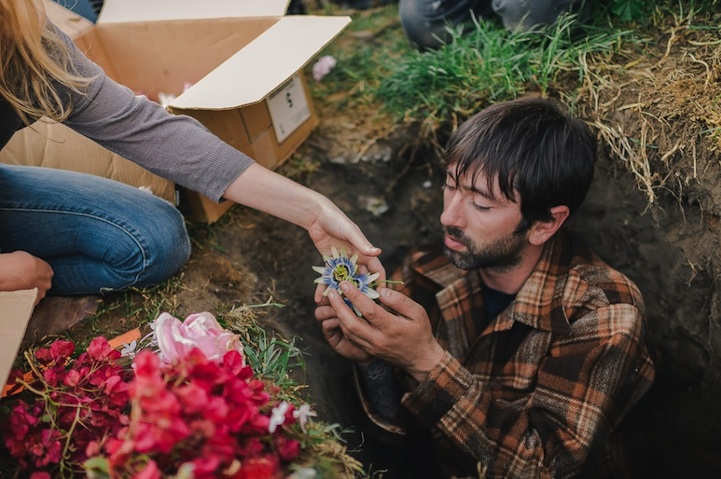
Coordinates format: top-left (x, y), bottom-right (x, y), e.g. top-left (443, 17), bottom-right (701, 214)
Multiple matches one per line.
top-left (83, 456), bottom-right (110, 479)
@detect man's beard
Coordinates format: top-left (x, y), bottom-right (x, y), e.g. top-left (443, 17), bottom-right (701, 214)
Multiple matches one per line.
top-left (443, 226), bottom-right (526, 271)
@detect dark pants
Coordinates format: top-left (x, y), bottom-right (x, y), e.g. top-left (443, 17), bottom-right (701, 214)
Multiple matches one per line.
top-left (399, 0), bottom-right (494, 50)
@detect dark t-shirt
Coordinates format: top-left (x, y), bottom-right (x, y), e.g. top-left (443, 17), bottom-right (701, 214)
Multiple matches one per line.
top-left (481, 284), bottom-right (516, 325)
top-left (0, 100), bottom-right (24, 149)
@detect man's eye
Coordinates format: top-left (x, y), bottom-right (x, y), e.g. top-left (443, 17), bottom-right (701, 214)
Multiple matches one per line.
top-left (472, 202), bottom-right (490, 211)
top-left (444, 183), bottom-right (457, 191)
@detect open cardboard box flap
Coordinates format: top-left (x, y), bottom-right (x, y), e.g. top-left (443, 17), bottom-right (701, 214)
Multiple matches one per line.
top-left (169, 16), bottom-right (352, 111)
top-left (0, 290), bottom-right (37, 390)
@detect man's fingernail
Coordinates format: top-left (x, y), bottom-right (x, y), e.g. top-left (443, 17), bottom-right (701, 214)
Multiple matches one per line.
top-left (328, 290), bottom-right (336, 300)
top-left (340, 282), bottom-right (349, 292)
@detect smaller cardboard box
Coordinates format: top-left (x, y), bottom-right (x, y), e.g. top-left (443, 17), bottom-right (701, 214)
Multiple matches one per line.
top-left (0, 290), bottom-right (37, 393)
top-left (38, 0), bottom-right (350, 223)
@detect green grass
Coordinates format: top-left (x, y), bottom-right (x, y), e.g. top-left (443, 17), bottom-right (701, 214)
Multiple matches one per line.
top-left (373, 12), bottom-right (634, 142)
top-left (304, 1), bottom-right (721, 174)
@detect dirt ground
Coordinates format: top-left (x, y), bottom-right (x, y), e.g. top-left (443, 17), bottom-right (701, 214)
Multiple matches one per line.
top-left (37, 6), bottom-right (721, 478)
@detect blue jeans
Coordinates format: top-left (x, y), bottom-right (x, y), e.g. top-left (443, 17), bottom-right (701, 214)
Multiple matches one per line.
top-left (399, 0), bottom-right (494, 50)
top-left (0, 165), bottom-right (191, 295)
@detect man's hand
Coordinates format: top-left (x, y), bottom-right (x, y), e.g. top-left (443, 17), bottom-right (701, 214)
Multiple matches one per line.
top-left (0, 251), bottom-right (53, 302)
top-left (315, 296), bottom-right (372, 365)
top-left (326, 281), bottom-right (446, 383)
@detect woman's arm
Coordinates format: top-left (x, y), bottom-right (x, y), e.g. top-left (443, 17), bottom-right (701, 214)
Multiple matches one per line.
top-left (53, 26), bottom-right (383, 270)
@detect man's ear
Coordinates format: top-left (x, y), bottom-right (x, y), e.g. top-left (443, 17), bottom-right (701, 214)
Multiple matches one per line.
top-left (527, 205), bottom-right (570, 246)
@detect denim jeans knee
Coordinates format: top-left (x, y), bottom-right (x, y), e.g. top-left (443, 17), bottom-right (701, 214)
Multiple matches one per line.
top-left (0, 165), bottom-right (191, 295)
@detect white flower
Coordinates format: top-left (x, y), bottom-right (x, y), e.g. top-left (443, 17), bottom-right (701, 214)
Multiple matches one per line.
top-left (293, 403), bottom-right (317, 433)
top-left (312, 246), bottom-right (381, 316)
top-left (269, 401), bottom-right (290, 433)
top-left (119, 340), bottom-right (137, 358)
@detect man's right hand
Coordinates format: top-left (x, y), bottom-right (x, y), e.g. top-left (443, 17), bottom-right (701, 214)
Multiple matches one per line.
top-left (0, 251), bottom-right (53, 302)
top-left (315, 300), bottom-right (372, 366)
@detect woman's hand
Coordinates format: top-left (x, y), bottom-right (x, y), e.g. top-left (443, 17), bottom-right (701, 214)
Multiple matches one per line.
top-left (306, 198), bottom-right (385, 281)
top-left (0, 251), bottom-right (53, 302)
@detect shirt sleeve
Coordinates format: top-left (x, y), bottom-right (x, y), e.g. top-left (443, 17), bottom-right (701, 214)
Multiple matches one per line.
top-left (54, 26), bottom-right (253, 202)
top-left (400, 303), bottom-right (655, 479)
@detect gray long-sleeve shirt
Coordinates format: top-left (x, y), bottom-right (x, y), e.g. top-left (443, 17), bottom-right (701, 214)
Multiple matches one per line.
top-left (0, 25), bottom-right (254, 203)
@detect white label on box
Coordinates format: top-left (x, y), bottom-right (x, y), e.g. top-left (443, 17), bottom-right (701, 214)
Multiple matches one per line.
top-left (266, 74), bottom-right (311, 144)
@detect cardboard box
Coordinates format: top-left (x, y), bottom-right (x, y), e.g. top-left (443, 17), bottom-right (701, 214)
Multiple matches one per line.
top-left (0, 290), bottom-right (37, 392)
top-left (8, 0), bottom-right (351, 223)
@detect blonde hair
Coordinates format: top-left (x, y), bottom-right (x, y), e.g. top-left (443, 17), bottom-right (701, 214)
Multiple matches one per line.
top-left (0, 0), bottom-right (93, 124)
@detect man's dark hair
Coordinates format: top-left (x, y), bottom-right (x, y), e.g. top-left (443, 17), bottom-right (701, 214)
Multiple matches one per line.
top-left (445, 97), bottom-right (596, 230)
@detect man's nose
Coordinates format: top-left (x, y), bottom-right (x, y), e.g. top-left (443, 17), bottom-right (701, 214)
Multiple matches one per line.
top-left (440, 191), bottom-right (464, 228)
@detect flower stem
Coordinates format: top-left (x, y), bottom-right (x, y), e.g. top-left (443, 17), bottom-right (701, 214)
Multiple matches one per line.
top-left (370, 279), bottom-right (404, 287)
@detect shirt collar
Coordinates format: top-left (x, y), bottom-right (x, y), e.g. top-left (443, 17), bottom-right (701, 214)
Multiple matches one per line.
top-left (415, 233), bottom-right (573, 335)
top-left (506, 234), bottom-right (573, 334)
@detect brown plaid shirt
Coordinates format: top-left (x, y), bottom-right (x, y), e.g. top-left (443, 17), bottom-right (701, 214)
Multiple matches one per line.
top-left (362, 230), bottom-right (655, 478)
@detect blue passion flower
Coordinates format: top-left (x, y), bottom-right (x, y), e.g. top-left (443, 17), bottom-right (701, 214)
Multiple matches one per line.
top-left (313, 246), bottom-right (380, 316)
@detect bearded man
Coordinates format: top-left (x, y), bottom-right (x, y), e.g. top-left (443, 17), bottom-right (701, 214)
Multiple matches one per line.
top-left (315, 97), bottom-right (655, 478)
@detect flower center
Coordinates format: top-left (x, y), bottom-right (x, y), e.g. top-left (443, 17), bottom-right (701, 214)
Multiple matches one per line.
top-left (332, 265), bottom-right (352, 282)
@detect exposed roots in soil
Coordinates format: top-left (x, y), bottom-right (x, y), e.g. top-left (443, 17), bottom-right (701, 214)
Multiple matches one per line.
top-left (577, 14), bottom-right (721, 213)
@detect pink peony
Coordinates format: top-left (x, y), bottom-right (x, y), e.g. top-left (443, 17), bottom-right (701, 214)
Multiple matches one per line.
top-left (152, 312), bottom-right (244, 364)
top-left (312, 55), bottom-right (337, 82)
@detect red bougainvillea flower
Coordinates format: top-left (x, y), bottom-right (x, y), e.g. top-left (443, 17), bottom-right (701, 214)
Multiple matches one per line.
top-left (1, 336), bottom-right (133, 476)
top-left (2, 313), bottom-right (322, 479)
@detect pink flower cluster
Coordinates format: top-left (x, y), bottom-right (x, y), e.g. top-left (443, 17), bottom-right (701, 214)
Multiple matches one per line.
top-left (101, 347), bottom-right (301, 478)
top-left (3, 337), bottom-right (132, 477)
top-left (1, 312), bottom-right (312, 479)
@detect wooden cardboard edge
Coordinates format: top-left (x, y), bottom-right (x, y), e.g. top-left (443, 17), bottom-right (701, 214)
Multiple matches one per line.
top-left (0, 290), bottom-right (38, 390)
top-left (98, 0), bottom-right (290, 23)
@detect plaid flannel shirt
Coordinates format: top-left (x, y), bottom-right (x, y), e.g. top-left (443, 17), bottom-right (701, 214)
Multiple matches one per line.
top-left (360, 230), bottom-right (655, 478)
